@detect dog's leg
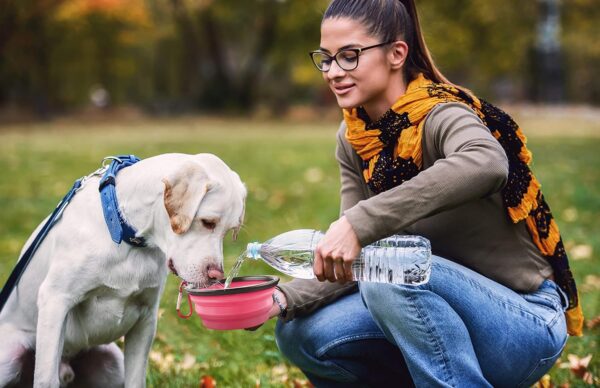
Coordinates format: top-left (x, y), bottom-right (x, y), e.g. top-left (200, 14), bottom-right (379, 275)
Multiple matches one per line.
top-left (0, 324), bottom-right (35, 388)
top-left (68, 343), bottom-right (124, 388)
top-left (33, 284), bottom-right (74, 388)
top-left (123, 297), bottom-right (160, 388)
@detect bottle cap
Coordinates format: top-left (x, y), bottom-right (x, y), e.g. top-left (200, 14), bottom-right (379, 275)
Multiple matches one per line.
top-left (246, 242), bottom-right (261, 259)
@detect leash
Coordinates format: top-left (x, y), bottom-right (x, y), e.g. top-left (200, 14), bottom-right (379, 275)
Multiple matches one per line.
top-left (176, 281), bottom-right (194, 319)
top-left (0, 155), bottom-right (142, 314)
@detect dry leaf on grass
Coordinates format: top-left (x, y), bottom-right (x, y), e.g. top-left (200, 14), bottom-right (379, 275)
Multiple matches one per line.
top-left (581, 275), bottom-right (600, 292)
top-left (569, 244), bottom-right (593, 260)
top-left (559, 354), bottom-right (594, 384)
top-left (292, 379), bottom-right (314, 388)
top-left (200, 374), bottom-right (216, 388)
top-left (536, 374), bottom-right (552, 388)
top-left (586, 315), bottom-right (600, 330)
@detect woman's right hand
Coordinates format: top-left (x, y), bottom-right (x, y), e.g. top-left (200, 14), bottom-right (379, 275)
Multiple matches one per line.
top-left (314, 216), bottom-right (362, 284)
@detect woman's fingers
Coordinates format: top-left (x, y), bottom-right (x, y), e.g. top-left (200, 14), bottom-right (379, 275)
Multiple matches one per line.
top-left (323, 251), bottom-right (336, 282)
top-left (343, 259), bottom-right (354, 282)
top-left (334, 258), bottom-right (347, 283)
top-left (313, 246), bottom-right (324, 281)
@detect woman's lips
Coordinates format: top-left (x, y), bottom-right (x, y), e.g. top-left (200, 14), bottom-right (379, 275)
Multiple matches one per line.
top-left (332, 83), bottom-right (355, 95)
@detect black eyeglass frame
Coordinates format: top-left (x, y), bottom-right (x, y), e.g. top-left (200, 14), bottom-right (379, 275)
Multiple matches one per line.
top-left (309, 40), bottom-right (395, 72)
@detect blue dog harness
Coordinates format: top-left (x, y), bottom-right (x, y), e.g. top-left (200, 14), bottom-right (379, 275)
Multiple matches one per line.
top-left (0, 155), bottom-right (144, 313)
top-left (99, 155), bottom-right (146, 247)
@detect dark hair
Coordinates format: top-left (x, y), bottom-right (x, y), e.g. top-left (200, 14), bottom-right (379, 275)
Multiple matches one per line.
top-left (323, 0), bottom-right (451, 85)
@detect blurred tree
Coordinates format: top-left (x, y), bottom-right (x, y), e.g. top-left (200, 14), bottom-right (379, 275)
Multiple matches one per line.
top-left (0, 0), bottom-right (598, 119)
top-left (164, 0), bottom-right (322, 111)
top-left (562, 0), bottom-right (600, 103)
top-left (0, 0), bottom-right (68, 117)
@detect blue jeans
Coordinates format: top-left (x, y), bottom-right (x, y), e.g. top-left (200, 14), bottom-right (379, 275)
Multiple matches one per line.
top-left (275, 256), bottom-right (568, 387)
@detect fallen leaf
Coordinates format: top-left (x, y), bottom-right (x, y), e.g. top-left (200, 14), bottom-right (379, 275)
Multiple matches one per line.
top-left (581, 275), bottom-right (600, 292)
top-left (586, 315), bottom-right (600, 330)
top-left (304, 167), bottom-right (324, 183)
top-left (536, 374), bottom-right (553, 388)
top-left (563, 354), bottom-right (594, 383)
top-left (292, 379), bottom-right (314, 388)
top-left (562, 207), bottom-right (578, 222)
top-left (179, 353), bottom-right (196, 371)
top-left (570, 244), bottom-right (593, 260)
top-left (271, 363), bottom-right (288, 383)
top-left (200, 375), bottom-right (216, 388)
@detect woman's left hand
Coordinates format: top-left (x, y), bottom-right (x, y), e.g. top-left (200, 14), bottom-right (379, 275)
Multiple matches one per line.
top-left (313, 216), bottom-right (362, 283)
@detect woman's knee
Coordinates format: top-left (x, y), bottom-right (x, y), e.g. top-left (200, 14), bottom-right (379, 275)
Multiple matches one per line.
top-left (275, 319), bottom-right (317, 370)
top-left (359, 282), bottom-right (418, 317)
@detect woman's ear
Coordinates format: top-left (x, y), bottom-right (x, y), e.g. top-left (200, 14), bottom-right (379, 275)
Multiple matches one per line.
top-left (389, 40), bottom-right (409, 70)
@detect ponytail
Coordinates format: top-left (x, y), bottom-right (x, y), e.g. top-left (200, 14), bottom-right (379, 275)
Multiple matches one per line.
top-left (397, 0), bottom-right (451, 85)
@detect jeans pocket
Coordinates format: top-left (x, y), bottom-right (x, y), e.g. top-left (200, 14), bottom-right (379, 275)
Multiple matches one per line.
top-left (517, 336), bottom-right (567, 387)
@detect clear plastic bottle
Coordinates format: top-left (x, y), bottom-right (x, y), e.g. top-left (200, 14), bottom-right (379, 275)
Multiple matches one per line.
top-left (246, 229), bottom-right (431, 285)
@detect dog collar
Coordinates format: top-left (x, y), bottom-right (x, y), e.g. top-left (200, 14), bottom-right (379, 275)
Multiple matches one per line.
top-left (99, 155), bottom-right (146, 247)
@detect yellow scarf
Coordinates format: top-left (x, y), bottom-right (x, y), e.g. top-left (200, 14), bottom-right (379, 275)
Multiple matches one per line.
top-left (344, 74), bottom-right (584, 336)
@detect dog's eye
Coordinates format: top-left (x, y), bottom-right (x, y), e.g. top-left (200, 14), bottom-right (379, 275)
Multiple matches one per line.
top-left (201, 219), bottom-right (217, 230)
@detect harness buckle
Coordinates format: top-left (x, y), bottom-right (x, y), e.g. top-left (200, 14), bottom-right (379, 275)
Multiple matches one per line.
top-left (102, 156), bottom-right (123, 167)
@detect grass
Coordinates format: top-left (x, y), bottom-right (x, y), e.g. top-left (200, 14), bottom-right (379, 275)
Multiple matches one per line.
top-left (0, 112), bottom-right (598, 387)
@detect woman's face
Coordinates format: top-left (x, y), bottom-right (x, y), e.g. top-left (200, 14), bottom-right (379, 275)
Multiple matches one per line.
top-left (319, 17), bottom-right (404, 117)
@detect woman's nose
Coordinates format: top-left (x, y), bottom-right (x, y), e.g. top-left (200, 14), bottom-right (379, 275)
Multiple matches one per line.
top-left (326, 60), bottom-right (346, 80)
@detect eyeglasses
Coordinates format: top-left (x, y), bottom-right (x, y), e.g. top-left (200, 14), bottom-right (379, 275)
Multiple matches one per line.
top-left (309, 41), bottom-right (394, 72)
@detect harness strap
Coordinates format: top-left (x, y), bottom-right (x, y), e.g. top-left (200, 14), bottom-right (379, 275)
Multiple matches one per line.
top-left (99, 155), bottom-right (146, 247)
top-left (0, 179), bottom-right (82, 313)
top-left (0, 155), bottom-right (144, 315)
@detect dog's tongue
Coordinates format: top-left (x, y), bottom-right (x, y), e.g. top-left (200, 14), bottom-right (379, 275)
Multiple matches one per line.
top-left (208, 268), bottom-right (225, 280)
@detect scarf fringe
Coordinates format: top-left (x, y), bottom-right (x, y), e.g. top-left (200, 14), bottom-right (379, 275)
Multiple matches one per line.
top-left (566, 297), bottom-right (585, 336)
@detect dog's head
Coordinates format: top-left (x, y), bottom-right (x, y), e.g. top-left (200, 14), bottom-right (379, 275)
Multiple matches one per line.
top-left (160, 154), bottom-right (246, 287)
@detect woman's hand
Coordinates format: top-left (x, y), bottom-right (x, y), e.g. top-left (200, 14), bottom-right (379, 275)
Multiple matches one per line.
top-left (245, 288), bottom-right (287, 331)
top-left (268, 288), bottom-right (287, 319)
top-left (313, 216), bottom-right (361, 283)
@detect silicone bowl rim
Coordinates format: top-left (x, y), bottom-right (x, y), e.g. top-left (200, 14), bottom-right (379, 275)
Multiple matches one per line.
top-left (186, 275), bottom-right (279, 296)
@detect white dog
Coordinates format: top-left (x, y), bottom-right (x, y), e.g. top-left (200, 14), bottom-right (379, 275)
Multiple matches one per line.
top-left (0, 153), bottom-right (246, 388)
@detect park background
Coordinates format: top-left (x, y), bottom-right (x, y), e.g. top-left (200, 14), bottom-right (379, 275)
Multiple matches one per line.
top-left (0, 0), bottom-right (598, 386)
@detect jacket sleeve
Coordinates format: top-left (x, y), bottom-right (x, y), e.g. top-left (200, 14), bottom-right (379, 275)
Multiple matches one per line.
top-left (344, 102), bottom-right (509, 246)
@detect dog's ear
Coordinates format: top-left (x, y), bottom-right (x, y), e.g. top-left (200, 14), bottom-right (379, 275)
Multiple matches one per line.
top-left (162, 161), bottom-right (213, 234)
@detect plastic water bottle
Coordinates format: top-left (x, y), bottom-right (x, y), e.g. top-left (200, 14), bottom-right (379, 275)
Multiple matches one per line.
top-left (246, 229), bottom-right (431, 285)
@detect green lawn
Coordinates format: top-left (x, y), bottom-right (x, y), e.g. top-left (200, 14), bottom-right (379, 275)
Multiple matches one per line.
top-left (0, 113), bottom-right (598, 387)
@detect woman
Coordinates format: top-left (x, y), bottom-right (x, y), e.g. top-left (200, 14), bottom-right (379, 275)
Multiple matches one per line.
top-left (267, 0), bottom-right (584, 386)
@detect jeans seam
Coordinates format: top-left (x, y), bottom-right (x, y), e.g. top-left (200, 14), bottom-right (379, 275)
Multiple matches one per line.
top-left (315, 332), bottom-right (387, 358)
top-left (406, 288), bottom-right (457, 386)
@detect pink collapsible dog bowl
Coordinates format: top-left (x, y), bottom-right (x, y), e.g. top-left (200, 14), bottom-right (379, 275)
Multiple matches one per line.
top-left (183, 276), bottom-right (279, 330)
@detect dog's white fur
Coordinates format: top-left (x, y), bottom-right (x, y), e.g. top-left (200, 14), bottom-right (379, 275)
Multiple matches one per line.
top-left (0, 153), bottom-right (246, 388)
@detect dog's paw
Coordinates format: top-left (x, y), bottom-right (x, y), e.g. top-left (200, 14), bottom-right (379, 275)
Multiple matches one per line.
top-left (59, 361), bottom-right (75, 387)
